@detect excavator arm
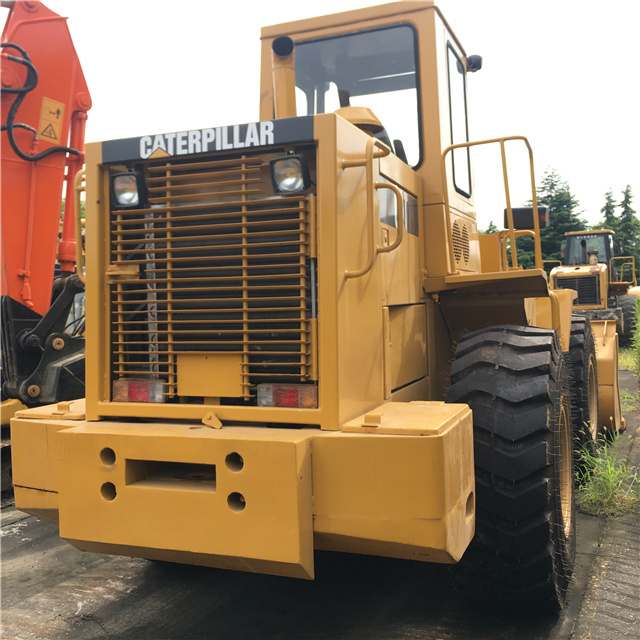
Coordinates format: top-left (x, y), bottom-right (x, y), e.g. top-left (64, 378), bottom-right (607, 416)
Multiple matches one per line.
top-left (1, 0), bottom-right (91, 406)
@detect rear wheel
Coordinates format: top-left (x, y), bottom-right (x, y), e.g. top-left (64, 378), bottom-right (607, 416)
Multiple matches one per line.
top-left (447, 324), bottom-right (575, 610)
top-left (567, 315), bottom-right (599, 467)
top-left (618, 295), bottom-right (637, 346)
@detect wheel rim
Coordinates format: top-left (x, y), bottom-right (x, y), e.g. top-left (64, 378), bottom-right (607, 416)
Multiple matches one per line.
top-left (558, 398), bottom-right (573, 539)
top-left (587, 357), bottom-right (598, 439)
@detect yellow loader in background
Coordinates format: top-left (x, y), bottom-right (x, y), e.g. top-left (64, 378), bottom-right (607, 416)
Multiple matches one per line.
top-left (549, 229), bottom-right (636, 435)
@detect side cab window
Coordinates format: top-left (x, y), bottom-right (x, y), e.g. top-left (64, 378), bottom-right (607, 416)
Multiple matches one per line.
top-left (446, 45), bottom-right (471, 197)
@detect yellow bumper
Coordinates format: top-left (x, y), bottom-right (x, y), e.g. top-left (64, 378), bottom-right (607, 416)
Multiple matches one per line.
top-left (12, 400), bottom-right (474, 579)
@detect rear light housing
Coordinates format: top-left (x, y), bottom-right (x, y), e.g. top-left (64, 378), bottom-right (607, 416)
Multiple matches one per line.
top-left (112, 379), bottom-right (166, 403)
top-left (257, 383), bottom-right (318, 408)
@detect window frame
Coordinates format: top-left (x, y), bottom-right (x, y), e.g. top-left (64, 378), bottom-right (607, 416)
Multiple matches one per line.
top-left (294, 23), bottom-right (424, 169)
top-left (446, 44), bottom-right (472, 198)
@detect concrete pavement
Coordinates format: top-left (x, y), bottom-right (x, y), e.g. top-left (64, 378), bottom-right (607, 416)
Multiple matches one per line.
top-left (571, 369), bottom-right (640, 640)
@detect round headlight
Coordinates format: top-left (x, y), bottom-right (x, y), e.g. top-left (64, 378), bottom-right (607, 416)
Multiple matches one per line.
top-left (113, 174), bottom-right (140, 206)
top-left (270, 155), bottom-right (310, 194)
top-left (273, 158), bottom-right (304, 192)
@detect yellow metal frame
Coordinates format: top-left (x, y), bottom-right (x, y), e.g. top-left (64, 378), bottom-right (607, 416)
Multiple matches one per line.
top-left (610, 255), bottom-right (636, 289)
top-left (12, 398), bottom-right (474, 577)
top-left (441, 136), bottom-right (543, 273)
top-left (590, 320), bottom-right (626, 433)
top-left (342, 137), bottom-right (404, 279)
top-left (74, 169), bottom-right (86, 284)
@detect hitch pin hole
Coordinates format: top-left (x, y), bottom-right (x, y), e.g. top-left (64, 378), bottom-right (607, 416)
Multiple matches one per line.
top-left (101, 482), bottom-right (117, 501)
top-left (225, 452), bottom-right (244, 473)
top-left (227, 492), bottom-right (246, 512)
top-left (100, 447), bottom-right (116, 466)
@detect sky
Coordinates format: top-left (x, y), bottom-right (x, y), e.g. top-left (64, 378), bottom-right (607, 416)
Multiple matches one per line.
top-left (2, 0), bottom-right (638, 230)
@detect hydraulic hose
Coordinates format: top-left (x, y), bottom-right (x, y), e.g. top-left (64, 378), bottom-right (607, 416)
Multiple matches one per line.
top-left (0, 42), bottom-right (80, 162)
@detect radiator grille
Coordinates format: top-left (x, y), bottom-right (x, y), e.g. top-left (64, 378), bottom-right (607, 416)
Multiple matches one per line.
top-left (554, 275), bottom-right (600, 305)
top-left (108, 152), bottom-right (315, 401)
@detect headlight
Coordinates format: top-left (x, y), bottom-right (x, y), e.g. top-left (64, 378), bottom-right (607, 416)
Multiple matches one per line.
top-left (270, 155), bottom-right (310, 194)
top-left (111, 172), bottom-right (146, 208)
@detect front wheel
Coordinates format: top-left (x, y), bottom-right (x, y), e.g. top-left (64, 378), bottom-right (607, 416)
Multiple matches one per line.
top-left (447, 324), bottom-right (575, 610)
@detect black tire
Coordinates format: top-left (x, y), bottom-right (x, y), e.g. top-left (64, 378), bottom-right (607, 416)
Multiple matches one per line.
top-left (447, 325), bottom-right (575, 611)
top-left (0, 443), bottom-right (12, 493)
top-left (567, 315), bottom-right (599, 467)
top-left (618, 295), bottom-right (637, 346)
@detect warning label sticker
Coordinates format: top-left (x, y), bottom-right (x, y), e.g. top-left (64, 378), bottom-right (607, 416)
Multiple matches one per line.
top-left (39, 97), bottom-right (65, 142)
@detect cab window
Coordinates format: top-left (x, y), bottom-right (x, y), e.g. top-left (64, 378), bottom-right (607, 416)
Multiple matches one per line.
top-left (295, 25), bottom-right (421, 167)
top-left (447, 45), bottom-right (471, 196)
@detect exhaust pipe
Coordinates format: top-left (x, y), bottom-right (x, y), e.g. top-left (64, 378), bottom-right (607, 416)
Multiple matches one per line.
top-left (271, 36), bottom-right (297, 119)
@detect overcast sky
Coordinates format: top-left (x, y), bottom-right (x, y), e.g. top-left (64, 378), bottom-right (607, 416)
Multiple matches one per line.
top-left (3, 0), bottom-right (638, 230)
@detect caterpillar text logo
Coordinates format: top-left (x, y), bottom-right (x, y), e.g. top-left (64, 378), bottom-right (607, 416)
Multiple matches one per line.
top-left (140, 122), bottom-right (275, 159)
top-left (140, 120), bottom-right (273, 160)
top-left (101, 117), bottom-right (313, 164)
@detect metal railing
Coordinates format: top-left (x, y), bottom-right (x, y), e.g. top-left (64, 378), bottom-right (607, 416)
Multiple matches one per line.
top-left (441, 136), bottom-right (543, 275)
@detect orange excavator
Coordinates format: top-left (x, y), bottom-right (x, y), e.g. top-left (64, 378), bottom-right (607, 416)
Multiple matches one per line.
top-left (1, 0), bottom-right (91, 487)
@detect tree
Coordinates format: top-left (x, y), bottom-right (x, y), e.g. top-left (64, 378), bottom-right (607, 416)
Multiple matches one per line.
top-left (481, 220), bottom-right (499, 234)
top-left (616, 186), bottom-right (640, 278)
top-left (512, 168), bottom-right (585, 269)
top-left (536, 168), bottom-right (586, 259)
top-left (600, 189), bottom-right (617, 231)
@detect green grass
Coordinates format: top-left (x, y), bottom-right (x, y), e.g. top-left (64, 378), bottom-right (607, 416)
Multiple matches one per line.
top-left (634, 297), bottom-right (640, 374)
top-left (619, 389), bottom-right (639, 412)
top-left (576, 434), bottom-right (640, 516)
top-left (576, 300), bottom-right (640, 516)
top-left (619, 347), bottom-right (636, 372)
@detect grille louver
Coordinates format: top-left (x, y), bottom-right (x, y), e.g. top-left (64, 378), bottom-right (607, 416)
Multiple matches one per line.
top-left (109, 152), bottom-right (316, 401)
top-left (554, 275), bottom-right (600, 306)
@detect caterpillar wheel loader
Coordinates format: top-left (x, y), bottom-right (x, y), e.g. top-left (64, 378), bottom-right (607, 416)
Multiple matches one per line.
top-left (1, 0), bottom-right (92, 490)
top-left (10, 1), bottom-right (616, 610)
top-left (549, 229), bottom-right (635, 435)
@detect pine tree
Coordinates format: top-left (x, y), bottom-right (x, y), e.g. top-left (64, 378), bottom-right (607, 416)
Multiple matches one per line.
top-left (600, 189), bottom-right (617, 231)
top-left (616, 186), bottom-right (640, 278)
top-left (514, 168), bottom-right (585, 268)
top-left (481, 220), bottom-right (499, 234)
top-left (536, 168), bottom-right (586, 259)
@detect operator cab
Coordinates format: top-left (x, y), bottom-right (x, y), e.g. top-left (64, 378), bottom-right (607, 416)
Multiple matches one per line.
top-left (261, 2), bottom-right (480, 209)
top-left (293, 25), bottom-right (420, 166)
top-left (564, 231), bottom-right (614, 265)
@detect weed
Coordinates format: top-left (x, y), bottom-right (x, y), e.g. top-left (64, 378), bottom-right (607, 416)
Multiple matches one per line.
top-left (633, 297), bottom-right (640, 374)
top-left (619, 389), bottom-right (639, 412)
top-left (618, 347), bottom-right (636, 372)
top-left (575, 433), bottom-right (640, 516)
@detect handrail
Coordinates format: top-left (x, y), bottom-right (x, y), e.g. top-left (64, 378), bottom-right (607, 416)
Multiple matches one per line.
top-left (374, 181), bottom-right (404, 255)
top-left (497, 229), bottom-right (534, 272)
top-left (74, 169), bottom-right (86, 284)
top-left (543, 259), bottom-right (562, 271)
top-left (441, 136), bottom-right (542, 274)
top-left (343, 137), bottom-right (394, 279)
top-left (610, 256), bottom-right (636, 287)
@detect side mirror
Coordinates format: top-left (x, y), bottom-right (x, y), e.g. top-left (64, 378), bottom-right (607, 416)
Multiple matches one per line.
top-left (503, 206), bottom-right (549, 230)
top-left (467, 55), bottom-right (483, 72)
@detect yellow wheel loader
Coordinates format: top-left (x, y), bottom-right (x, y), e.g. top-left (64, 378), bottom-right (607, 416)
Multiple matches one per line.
top-left (549, 229), bottom-right (636, 433)
top-left (11, 1), bottom-right (608, 611)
